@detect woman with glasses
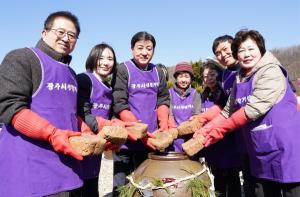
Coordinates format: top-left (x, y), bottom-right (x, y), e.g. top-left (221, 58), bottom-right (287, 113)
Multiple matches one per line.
top-left (198, 59), bottom-right (241, 197)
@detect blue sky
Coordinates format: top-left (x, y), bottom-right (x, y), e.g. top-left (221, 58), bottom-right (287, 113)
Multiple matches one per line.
top-left (0, 0), bottom-right (299, 73)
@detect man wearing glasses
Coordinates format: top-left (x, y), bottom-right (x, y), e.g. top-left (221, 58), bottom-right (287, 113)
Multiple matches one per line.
top-left (0, 11), bottom-right (84, 197)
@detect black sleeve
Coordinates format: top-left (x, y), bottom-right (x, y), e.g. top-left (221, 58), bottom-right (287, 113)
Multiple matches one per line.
top-left (76, 73), bottom-right (99, 133)
top-left (0, 48), bottom-right (41, 123)
top-left (288, 78), bottom-right (297, 93)
top-left (111, 63), bottom-right (130, 115)
top-left (202, 85), bottom-right (228, 109)
top-left (156, 66), bottom-right (170, 107)
top-left (192, 91), bottom-right (201, 115)
top-left (214, 87), bottom-right (228, 108)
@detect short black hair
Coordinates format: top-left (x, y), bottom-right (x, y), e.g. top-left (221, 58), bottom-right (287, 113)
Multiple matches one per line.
top-left (131, 31), bottom-right (156, 49)
top-left (212, 35), bottom-right (234, 55)
top-left (44, 11), bottom-right (80, 36)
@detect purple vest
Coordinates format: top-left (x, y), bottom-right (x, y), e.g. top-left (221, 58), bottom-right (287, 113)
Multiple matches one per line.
top-left (85, 72), bottom-right (112, 118)
top-left (0, 48), bottom-right (82, 197)
top-left (222, 69), bottom-right (247, 154)
top-left (234, 67), bottom-right (300, 182)
top-left (200, 97), bottom-right (241, 169)
top-left (81, 72), bottom-right (112, 179)
top-left (123, 60), bottom-right (159, 150)
top-left (169, 87), bottom-right (195, 152)
top-left (201, 99), bottom-right (215, 113)
top-left (222, 69), bottom-right (237, 97)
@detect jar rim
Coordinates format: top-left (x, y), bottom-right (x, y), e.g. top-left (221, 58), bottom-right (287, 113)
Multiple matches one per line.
top-left (148, 151), bottom-right (189, 160)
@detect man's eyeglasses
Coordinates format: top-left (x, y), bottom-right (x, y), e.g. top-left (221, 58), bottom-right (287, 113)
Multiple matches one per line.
top-left (48, 28), bottom-right (78, 41)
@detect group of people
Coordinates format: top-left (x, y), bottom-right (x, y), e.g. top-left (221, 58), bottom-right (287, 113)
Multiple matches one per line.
top-left (0, 10), bottom-right (299, 197)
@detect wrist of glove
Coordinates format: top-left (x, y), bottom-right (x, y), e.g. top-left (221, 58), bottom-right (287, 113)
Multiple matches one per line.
top-left (12, 108), bottom-right (83, 160)
top-left (159, 119), bottom-right (169, 131)
top-left (168, 116), bottom-right (177, 129)
top-left (78, 117), bottom-right (93, 134)
top-left (157, 105), bottom-right (169, 131)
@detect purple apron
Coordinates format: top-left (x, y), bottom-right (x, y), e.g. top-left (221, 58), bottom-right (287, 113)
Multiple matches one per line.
top-left (199, 98), bottom-right (241, 169)
top-left (222, 68), bottom-right (247, 154)
top-left (169, 87), bottom-right (195, 152)
top-left (81, 72), bottom-right (112, 179)
top-left (234, 67), bottom-right (300, 183)
top-left (123, 60), bottom-right (159, 150)
top-left (222, 69), bottom-right (237, 97)
top-left (0, 47), bottom-right (82, 197)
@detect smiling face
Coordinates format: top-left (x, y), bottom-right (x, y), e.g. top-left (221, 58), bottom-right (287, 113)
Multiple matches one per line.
top-left (215, 40), bottom-right (237, 67)
top-left (237, 38), bottom-right (262, 70)
top-left (131, 40), bottom-right (154, 68)
top-left (203, 67), bottom-right (218, 89)
top-left (175, 72), bottom-right (192, 90)
top-left (95, 48), bottom-right (115, 78)
top-left (42, 17), bottom-right (77, 55)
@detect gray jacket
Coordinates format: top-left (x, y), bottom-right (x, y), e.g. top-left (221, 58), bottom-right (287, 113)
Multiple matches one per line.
top-left (222, 51), bottom-right (287, 120)
top-left (0, 39), bottom-right (74, 123)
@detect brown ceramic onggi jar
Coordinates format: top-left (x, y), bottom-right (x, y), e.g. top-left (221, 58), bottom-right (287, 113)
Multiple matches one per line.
top-left (129, 152), bottom-right (211, 197)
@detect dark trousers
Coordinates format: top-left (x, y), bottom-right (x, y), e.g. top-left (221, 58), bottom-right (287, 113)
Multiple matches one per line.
top-left (255, 179), bottom-right (300, 197)
top-left (45, 188), bottom-right (82, 197)
top-left (211, 167), bottom-right (241, 197)
top-left (240, 154), bottom-right (256, 197)
top-left (82, 178), bottom-right (99, 197)
top-left (112, 149), bottom-right (149, 197)
top-left (282, 182), bottom-right (300, 197)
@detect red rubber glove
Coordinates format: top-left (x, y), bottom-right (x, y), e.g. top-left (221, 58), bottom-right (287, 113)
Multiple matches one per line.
top-left (141, 132), bottom-right (156, 150)
top-left (119, 109), bottom-right (138, 122)
top-left (296, 96), bottom-right (300, 111)
top-left (104, 141), bottom-right (121, 151)
top-left (204, 108), bottom-right (249, 147)
top-left (168, 115), bottom-right (177, 129)
top-left (190, 105), bottom-right (221, 125)
top-left (157, 105), bottom-right (169, 131)
top-left (12, 109), bottom-right (83, 160)
top-left (193, 113), bottom-right (226, 138)
top-left (95, 116), bottom-right (113, 131)
top-left (120, 110), bottom-right (144, 141)
top-left (77, 117), bottom-right (93, 134)
top-left (110, 118), bottom-right (135, 127)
